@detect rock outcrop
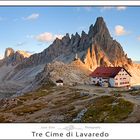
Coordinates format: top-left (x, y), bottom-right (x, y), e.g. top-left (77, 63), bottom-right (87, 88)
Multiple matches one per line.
top-left (15, 17), bottom-right (132, 71)
top-left (4, 48), bottom-right (15, 58)
top-left (34, 60), bottom-right (90, 86)
top-left (0, 48), bottom-right (31, 66)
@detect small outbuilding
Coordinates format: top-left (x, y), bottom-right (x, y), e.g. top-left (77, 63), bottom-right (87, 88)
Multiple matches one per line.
top-left (56, 79), bottom-right (64, 86)
top-left (90, 67), bottom-right (132, 87)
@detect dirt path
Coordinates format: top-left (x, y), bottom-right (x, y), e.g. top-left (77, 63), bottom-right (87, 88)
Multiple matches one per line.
top-left (121, 93), bottom-right (140, 122)
top-left (122, 93), bottom-right (140, 105)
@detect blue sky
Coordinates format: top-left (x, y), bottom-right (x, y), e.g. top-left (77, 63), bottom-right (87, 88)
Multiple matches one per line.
top-left (0, 7), bottom-right (140, 60)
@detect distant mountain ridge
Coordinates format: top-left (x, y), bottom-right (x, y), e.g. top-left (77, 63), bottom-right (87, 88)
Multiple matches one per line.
top-left (0, 48), bottom-right (31, 67)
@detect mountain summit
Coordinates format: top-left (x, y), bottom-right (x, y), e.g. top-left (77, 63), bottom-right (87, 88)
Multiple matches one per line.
top-left (88, 17), bottom-right (111, 39)
top-left (0, 48), bottom-right (31, 66)
top-left (15, 17), bottom-right (132, 71)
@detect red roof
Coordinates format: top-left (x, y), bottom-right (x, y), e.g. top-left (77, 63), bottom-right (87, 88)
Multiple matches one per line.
top-left (90, 67), bottom-right (131, 78)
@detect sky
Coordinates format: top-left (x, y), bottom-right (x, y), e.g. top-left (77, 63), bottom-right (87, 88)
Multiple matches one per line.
top-left (0, 7), bottom-right (140, 60)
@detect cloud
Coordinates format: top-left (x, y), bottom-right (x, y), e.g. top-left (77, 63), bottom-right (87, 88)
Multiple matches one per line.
top-left (15, 41), bottom-right (26, 46)
top-left (116, 7), bottom-right (127, 11)
top-left (101, 7), bottom-right (113, 10)
top-left (83, 7), bottom-right (92, 11)
top-left (76, 7), bottom-right (92, 12)
top-left (114, 25), bottom-right (129, 36)
top-left (35, 32), bottom-right (63, 42)
top-left (23, 13), bottom-right (39, 21)
top-left (36, 32), bottom-right (53, 42)
top-left (100, 6), bottom-right (127, 12)
top-left (26, 34), bottom-right (34, 39)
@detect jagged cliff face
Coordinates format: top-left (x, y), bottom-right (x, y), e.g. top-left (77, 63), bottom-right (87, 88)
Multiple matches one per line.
top-left (0, 48), bottom-right (31, 67)
top-left (15, 17), bottom-right (132, 71)
top-left (5, 48), bottom-right (15, 58)
top-left (86, 18), bottom-right (127, 67)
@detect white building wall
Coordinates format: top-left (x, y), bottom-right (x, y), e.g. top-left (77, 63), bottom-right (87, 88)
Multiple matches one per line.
top-left (114, 68), bottom-right (131, 87)
top-left (91, 77), bottom-right (98, 84)
top-left (56, 83), bottom-right (63, 86)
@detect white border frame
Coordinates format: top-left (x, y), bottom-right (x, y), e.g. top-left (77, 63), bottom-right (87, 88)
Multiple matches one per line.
top-left (0, 2), bottom-right (140, 140)
top-left (0, 1), bottom-right (139, 6)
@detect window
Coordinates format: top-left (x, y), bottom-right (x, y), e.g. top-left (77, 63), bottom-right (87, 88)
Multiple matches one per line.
top-left (125, 82), bottom-right (129, 84)
top-left (115, 83), bottom-right (118, 85)
top-left (120, 82), bottom-right (124, 85)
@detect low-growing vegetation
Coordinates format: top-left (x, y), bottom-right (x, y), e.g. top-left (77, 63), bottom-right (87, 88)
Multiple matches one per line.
top-left (18, 90), bottom-right (49, 101)
top-left (0, 84), bottom-right (136, 123)
top-left (129, 90), bottom-right (140, 96)
top-left (110, 88), bottom-right (140, 96)
top-left (52, 91), bottom-right (90, 108)
top-left (81, 96), bottom-right (134, 123)
top-left (11, 102), bottom-right (47, 116)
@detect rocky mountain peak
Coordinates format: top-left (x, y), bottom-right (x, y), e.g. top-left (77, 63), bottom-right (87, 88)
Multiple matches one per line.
top-left (95, 17), bottom-right (104, 25)
top-left (62, 33), bottom-right (70, 45)
top-left (4, 48), bottom-right (15, 58)
top-left (75, 32), bottom-right (80, 37)
top-left (16, 50), bottom-right (31, 58)
top-left (81, 31), bottom-right (87, 37)
top-left (65, 33), bottom-right (70, 40)
top-left (88, 17), bottom-right (111, 39)
top-left (65, 33), bottom-right (70, 38)
top-left (15, 17), bottom-right (132, 71)
top-left (1, 48), bottom-right (31, 66)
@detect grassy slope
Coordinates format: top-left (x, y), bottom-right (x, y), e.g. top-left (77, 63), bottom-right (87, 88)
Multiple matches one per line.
top-left (0, 85), bottom-right (135, 123)
top-left (82, 96), bottom-right (134, 123)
